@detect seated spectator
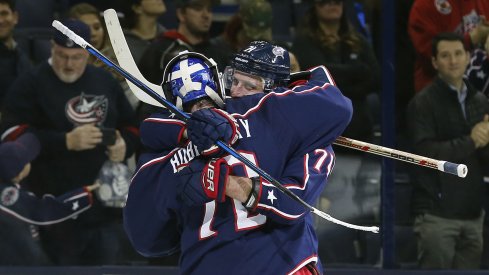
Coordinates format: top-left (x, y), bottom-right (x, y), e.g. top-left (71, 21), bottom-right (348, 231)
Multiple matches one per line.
top-left (292, 0), bottom-right (380, 144)
top-left (211, 0), bottom-right (301, 73)
top-left (138, 0), bottom-right (231, 85)
top-left (211, 0), bottom-right (272, 53)
top-left (409, 0), bottom-right (489, 92)
top-left (407, 32), bottom-right (489, 269)
top-left (118, 0), bottom-right (167, 64)
top-left (68, 2), bottom-right (140, 109)
top-left (0, 0), bottom-right (32, 107)
top-left (0, 133), bottom-right (98, 265)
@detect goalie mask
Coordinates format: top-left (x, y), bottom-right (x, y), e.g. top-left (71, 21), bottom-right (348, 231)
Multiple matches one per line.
top-left (162, 51), bottom-right (226, 111)
top-left (223, 41), bottom-right (290, 92)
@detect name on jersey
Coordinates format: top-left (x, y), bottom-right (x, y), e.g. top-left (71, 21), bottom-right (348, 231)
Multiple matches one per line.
top-left (169, 118), bottom-right (252, 173)
top-left (170, 142), bottom-right (200, 173)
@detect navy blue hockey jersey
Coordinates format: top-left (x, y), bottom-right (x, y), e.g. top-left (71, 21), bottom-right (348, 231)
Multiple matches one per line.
top-left (124, 66), bottom-right (352, 274)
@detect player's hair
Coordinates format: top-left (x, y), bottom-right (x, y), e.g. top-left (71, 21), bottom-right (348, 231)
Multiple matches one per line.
top-left (431, 32), bottom-right (466, 57)
top-left (299, 2), bottom-right (363, 53)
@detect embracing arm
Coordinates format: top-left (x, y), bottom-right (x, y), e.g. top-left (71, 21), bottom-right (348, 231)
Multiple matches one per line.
top-left (226, 147), bottom-right (335, 225)
top-left (140, 110), bottom-right (187, 152)
top-left (270, 65), bottom-right (353, 155)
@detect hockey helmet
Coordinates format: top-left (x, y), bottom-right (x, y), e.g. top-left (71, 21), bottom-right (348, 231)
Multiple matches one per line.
top-left (162, 51), bottom-right (225, 111)
top-left (223, 41), bottom-right (290, 92)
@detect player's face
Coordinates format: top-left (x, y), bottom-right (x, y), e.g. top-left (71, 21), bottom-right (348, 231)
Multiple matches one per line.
top-left (230, 71), bottom-right (265, 98)
top-left (78, 13), bottom-right (105, 49)
top-left (0, 3), bottom-right (17, 41)
top-left (431, 40), bottom-right (469, 85)
top-left (51, 43), bottom-right (89, 83)
top-left (139, 0), bottom-right (166, 16)
top-left (178, 4), bottom-right (212, 36)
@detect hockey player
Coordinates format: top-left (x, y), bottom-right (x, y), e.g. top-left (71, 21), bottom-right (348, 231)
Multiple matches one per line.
top-left (124, 42), bottom-right (352, 274)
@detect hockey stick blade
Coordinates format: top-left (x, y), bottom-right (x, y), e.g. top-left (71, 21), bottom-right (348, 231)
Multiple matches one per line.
top-left (51, 20), bottom-right (378, 233)
top-left (103, 9), bottom-right (164, 107)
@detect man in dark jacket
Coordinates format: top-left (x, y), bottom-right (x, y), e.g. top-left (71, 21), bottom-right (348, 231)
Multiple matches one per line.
top-left (407, 32), bottom-right (489, 269)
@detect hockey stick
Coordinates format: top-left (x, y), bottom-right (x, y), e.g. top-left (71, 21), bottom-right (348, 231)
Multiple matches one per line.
top-left (52, 20), bottom-right (379, 233)
top-left (334, 137), bottom-right (467, 178)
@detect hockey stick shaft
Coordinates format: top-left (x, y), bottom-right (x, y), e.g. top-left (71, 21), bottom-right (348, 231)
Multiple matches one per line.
top-left (51, 20), bottom-right (378, 233)
top-left (333, 137), bottom-right (467, 178)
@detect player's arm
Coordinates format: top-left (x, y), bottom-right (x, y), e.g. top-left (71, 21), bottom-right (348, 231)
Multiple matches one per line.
top-left (229, 147), bottom-right (335, 225)
top-left (0, 183), bottom-right (94, 225)
top-left (270, 66), bottom-right (353, 155)
top-left (140, 109), bottom-right (187, 152)
top-left (123, 151), bottom-right (181, 257)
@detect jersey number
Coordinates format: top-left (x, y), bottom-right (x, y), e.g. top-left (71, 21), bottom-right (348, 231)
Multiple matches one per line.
top-left (199, 152), bottom-right (266, 239)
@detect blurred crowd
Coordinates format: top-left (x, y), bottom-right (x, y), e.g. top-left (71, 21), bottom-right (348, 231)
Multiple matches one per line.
top-left (0, 0), bottom-right (489, 271)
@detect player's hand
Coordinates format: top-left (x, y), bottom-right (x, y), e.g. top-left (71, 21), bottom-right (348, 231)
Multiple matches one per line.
top-left (107, 130), bottom-right (126, 162)
top-left (66, 124), bottom-right (102, 151)
top-left (187, 108), bottom-right (239, 157)
top-left (177, 158), bottom-right (230, 206)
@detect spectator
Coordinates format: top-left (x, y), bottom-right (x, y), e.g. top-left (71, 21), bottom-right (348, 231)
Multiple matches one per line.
top-left (138, 0), bottom-right (232, 85)
top-left (211, 0), bottom-right (272, 53)
top-left (0, 19), bottom-right (140, 265)
top-left (68, 2), bottom-right (140, 109)
top-left (0, 0), bottom-right (32, 107)
top-left (0, 132), bottom-right (98, 265)
top-left (211, 0), bottom-right (301, 73)
top-left (292, 0), bottom-right (380, 143)
top-left (409, 0), bottom-right (489, 93)
top-left (407, 32), bottom-right (489, 269)
top-left (118, 0), bottom-right (167, 64)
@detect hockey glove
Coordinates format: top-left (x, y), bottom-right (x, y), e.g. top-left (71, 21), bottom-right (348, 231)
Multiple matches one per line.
top-left (187, 108), bottom-right (239, 157)
top-left (177, 158), bottom-right (230, 206)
